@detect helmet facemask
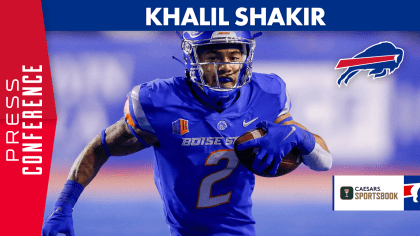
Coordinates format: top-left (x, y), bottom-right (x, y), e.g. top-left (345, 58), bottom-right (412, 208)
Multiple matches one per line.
top-left (182, 32), bottom-right (256, 92)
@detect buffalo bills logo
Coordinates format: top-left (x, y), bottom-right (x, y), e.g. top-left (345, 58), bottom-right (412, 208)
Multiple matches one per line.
top-left (336, 42), bottom-right (404, 86)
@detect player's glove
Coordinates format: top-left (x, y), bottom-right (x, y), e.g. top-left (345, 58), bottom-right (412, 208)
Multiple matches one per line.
top-left (42, 201), bottom-right (75, 236)
top-left (236, 120), bottom-right (316, 175)
top-left (42, 180), bottom-right (84, 236)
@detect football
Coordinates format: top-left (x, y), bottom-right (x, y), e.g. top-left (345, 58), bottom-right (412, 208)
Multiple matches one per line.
top-left (234, 128), bottom-right (302, 177)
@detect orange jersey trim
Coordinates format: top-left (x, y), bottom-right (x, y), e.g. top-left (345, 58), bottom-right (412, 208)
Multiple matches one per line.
top-left (124, 97), bottom-right (136, 127)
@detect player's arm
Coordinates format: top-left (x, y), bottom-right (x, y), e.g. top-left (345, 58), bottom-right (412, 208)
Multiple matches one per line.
top-left (69, 95), bottom-right (158, 186)
top-left (274, 112), bottom-right (332, 171)
top-left (68, 116), bottom-right (157, 187)
top-left (42, 98), bottom-right (158, 236)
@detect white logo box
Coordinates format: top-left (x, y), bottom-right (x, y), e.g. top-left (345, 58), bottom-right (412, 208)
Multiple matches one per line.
top-left (333, 176), bottom-right (404, 211)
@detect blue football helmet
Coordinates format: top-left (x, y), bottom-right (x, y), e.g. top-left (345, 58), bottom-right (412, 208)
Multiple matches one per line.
top-left (181, 31), bottom-right (259, 108)
top-left (182, 31), bottom-right (257, 91)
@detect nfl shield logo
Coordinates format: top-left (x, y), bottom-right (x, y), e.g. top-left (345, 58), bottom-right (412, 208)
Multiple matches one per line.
top-left (172, 118), bottom-right (189, 135)
top-left (404, 176), bottom-right (420, 210)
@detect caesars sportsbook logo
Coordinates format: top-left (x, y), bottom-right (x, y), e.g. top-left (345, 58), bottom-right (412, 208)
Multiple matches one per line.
top-left (334, 176), bottom-right (420, 211)
top-left (339, 186), bottom-right (397, 200)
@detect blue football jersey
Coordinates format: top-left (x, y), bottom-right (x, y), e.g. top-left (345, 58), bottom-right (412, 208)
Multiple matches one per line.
top-left (127, 72), bottom-right (290, 236)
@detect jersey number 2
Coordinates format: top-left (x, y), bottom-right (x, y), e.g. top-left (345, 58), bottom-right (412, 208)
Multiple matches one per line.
top-left (196, 149), bottom-right (239, 209)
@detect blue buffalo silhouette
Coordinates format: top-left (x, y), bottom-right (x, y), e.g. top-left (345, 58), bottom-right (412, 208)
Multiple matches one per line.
top-left (336, 42), bottom-right (404, 86)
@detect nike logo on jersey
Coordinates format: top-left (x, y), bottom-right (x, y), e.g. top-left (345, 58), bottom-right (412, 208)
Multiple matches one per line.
top-left (282, 126), bottom-right (296, 142)
top-left (243, 117), bottom-right (258, 127)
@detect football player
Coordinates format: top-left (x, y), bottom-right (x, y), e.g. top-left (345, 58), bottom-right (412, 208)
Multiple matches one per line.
top-left (42, 31), bottom-right (332, 236)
